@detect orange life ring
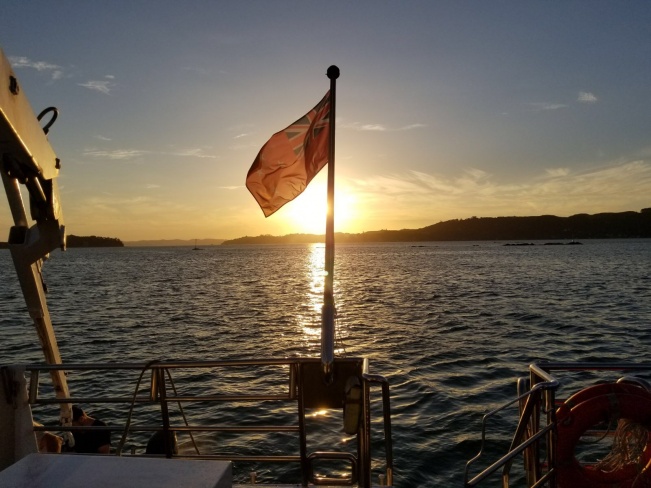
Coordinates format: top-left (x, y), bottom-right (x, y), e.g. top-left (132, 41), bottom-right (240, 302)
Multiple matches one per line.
top-left (562, 382), bottom-right (651, 410)
top-left (556, 384), bottom-right (651, 488)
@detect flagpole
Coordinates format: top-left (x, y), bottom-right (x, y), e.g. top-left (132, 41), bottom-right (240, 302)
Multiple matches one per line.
top-left (322, 65), bottom-right (339, 379)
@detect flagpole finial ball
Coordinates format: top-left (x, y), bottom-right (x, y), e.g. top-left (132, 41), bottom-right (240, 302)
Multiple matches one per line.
top-left (326, 65), bottom-right (340, 80)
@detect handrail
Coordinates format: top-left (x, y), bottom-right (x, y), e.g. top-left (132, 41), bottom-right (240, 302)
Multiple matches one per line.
top-left (464, 380), bottom-right (558, 487)
top-left (362, 373), bottom-right (394, 487)
top-left (16, 358), bottom-right (394, 486)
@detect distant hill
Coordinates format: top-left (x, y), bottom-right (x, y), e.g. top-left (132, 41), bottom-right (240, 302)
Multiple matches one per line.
top-left (67, 235), bottom-right (124, 247)
top-left (222, 209), bottom-right (651, 245)
top-left (124, 239), bottom-right (225, 247)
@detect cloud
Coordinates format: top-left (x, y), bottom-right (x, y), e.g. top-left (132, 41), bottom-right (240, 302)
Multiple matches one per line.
top-left (218, 186), bottom-right (241, 190)
top-left (9, 56), bottom-right (63, 81)
top-left (145, 184), bottom-right (160, 189)
top-left (78, 80), bottom-right (114, 95)
top-left (340, 121), bottom-right (426, 132)
top-left (359, 124), bottom-right (387, 131)
top-left (83, 149), bottom-right (149, 160)
top-left (578, 91), bottom-right (598, 103)
top-left (528, 102), bottom-right (567, 111)
top-left (172, 148), bottom-right (217, 159)
top-left (545, 168), bottom-right (570, 177)
top-left (399, 124), bottom-right (427, 131)
top-left (94, 135), bottom-right (112, 141)
top-left (83, 146), bottom-right (217, 161)
top-left (346, 159), bottom-right (651, 228)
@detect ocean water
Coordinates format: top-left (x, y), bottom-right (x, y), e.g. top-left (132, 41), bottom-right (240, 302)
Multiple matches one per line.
top-left (1, 239), bottom-right (650, 486)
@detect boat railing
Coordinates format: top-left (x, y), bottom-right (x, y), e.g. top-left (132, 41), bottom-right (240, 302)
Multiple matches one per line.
top-left (464, 362), bottom-right (651, 488)
top-left (14, 357), bottom-right (394, 487)
top-left (463, 373), bottom-right (559, 488)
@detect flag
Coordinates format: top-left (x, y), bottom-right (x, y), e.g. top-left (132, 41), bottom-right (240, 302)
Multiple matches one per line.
top-left (246, 91), bottom-right (330, 217)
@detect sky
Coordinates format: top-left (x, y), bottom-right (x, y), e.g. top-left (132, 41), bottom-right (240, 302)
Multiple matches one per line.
top-left (2, 1), bottom-right (650, 241)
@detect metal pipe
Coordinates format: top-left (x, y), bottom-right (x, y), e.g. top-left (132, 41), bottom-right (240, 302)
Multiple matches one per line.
top-left (321, 65), bottom-right (339, 379)
top-left (1, 162), bottom-right (29, 228)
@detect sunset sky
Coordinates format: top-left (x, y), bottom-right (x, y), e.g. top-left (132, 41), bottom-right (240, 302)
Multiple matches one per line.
top-left (2, 1), bottom-right (650, 241)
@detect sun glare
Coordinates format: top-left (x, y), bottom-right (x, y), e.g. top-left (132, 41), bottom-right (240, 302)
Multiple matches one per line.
top-left (282, 178), bottom-right (359, 234)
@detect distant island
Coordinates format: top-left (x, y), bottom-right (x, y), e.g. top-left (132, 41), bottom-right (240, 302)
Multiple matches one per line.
top-left (222, 209), bottom-right (651, 245)
top-left (67, 235), bottom-right (124, 247)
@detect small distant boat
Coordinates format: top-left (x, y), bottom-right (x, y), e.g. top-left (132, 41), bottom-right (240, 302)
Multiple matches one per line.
top-left (192, 239), bottom-right (203, 250)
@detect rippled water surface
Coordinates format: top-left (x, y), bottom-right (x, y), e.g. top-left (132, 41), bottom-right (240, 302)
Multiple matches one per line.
top-left (1, 240), bottom-right (650, 486)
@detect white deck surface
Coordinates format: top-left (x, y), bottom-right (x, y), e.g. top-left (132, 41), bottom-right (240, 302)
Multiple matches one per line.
top-left (0, 453), bottom-right (232, 488)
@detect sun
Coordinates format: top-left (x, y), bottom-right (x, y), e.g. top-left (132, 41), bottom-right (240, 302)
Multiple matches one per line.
top-left (281, 175), bottom-right (359, 234)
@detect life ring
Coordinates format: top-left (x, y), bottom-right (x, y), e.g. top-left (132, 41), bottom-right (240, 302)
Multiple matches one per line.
top-left (562, 381), bottom-right (651, 410)
top-left (556, 384), bottom-right (651, 488)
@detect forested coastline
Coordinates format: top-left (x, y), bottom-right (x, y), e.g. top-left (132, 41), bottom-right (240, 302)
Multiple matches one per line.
top-left (222, 209), bottom-right (651, 245)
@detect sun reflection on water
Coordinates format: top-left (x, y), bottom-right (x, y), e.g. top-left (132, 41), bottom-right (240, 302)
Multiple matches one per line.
top-left (298, 244), bottom-right (326, 349)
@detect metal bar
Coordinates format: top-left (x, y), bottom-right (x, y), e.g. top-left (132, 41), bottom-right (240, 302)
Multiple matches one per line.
top-left (297, 363), bottom-right (308, 487)
top-left (465, 425), bottom-right (553, 486)
top-left (44, 425), bottom-right (299, 433)
top-left (544, 387), bottom-right (558, 488)
top-left (23, 357), bottom-right (366, 370)
top-left (360, 372), bottom-right (371, 488)
top-left (172, 455), bottom-right (302, 463)
top-left (464, 381), bottom-right (558, 486)
top-left (530, 469), bottom-right (556, 488)
top-left (321, 65), bottom-right (340, 379)
top-left (500, 388), bottom-right (541, 481)
top-left (363, 373), bottom-right (394, 485)
top-left (1, 166), bottom-right (29, 228)
top-left (156, 369), bottom-right (173, 458)
top-left (536, 361), bottom-right (651, 372)
top-left (32, 394), bottom-right (294, 405)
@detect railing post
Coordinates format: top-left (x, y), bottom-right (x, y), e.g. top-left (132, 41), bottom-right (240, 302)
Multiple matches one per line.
top-left (546, 385), bottom-right (558, 488)
top-left (297, 363), bottom-right (309, 487)
top-left (360, 375), bottom-right (371, 488)
top-left (155, 367), bottom-right (173, 458)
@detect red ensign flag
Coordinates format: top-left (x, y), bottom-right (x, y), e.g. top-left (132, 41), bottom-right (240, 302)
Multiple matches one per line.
top-left (246, 91), bottom-right (330, 217)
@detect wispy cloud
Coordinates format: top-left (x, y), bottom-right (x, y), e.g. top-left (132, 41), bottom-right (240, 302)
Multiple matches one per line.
top-left (83, 146), bottom-right (216, 161)
top-left (78, 79), bottom-right (114, 95)
top-left (545, 168), bottom-right (570, 177)
top-left (94, 135), bottom-right (112, 141)
top-left (218, 186), bottom-right (241, 190)
top-left (578, 91), bottom-right (598, 103)
top-left (528, 102), bottom-right (567, 111)
top-left (145, 184), bottom-right (160, 189)
top-left (83, 149), bottom-right (149, 160)
top-left (172, 148), bottom-right (217, 159)
top-left (400, 124), bottom-right (427, 131)
top-left (9, 56), bottom-right (63, 81)
top-left (340, 121), bottom-right (426, 132)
